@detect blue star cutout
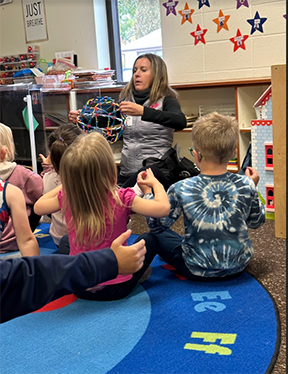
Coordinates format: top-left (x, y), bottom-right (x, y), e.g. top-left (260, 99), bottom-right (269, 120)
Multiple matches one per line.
top-left (197, 0), bottom-right (210, 10)
top-left (247, 11), bottom-right (267, 34)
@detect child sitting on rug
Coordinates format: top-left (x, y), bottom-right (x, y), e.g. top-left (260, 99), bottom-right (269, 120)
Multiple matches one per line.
top-left (40, 124), bottom-right (82, 248)
top-left (0, 178), bottom-right (39, 256)
top-left (40, 124), bottom-right (146, 251)
top-left (143, 112), bottom-right (265, 279)
top-left (34, 131), bottom-right (170, 300)
top-left (0, 122), bottom-right (43, 253)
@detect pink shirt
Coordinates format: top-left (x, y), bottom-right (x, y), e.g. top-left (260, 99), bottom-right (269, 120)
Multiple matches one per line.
top-left (58, 187), bottom-right (136, 285)
top-left (0, 165), bottom-right (43, 252)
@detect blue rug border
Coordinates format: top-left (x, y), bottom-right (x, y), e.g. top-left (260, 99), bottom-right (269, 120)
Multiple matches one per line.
top-left (245, 269), bottom-right (281, 374)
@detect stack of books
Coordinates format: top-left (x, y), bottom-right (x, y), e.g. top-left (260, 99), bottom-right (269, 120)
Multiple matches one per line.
top-left (73, 69), bottom-right (115, 89)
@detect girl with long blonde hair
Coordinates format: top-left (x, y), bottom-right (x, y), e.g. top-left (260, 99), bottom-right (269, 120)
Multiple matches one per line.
top-left (35, 131), bottom-right (170, 300)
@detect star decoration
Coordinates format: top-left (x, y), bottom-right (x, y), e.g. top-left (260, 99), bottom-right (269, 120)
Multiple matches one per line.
top-left (197, 0), bottom-right (210, 9)
top-left (213, 10), bottom-right (230, 33)
top-left (178, 2), bottom-right (194, 25)
top-left (247, 11), bottom-right (267, 34)
top-left (236, 0), bottom-right (249, 9)
top-left (190, 24), bottom-right (208, 45)
top-left (230, 29), bottom-right (249, 52)
top-left (284, 14), bottom-right (286, 19)
top-left (162, 1), bottom-right (179, 16)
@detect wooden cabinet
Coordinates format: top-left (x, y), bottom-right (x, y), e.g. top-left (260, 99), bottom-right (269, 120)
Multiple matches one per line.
top-left (172, 79), bottom-right (270, 171)
top-left (236, 83), bottom-right (270, 167)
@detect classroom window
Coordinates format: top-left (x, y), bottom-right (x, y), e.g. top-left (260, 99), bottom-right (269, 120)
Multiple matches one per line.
top-left (265, 144), bottom-right (273, 168)
top-left (106, 0), bottom-right (162, 82)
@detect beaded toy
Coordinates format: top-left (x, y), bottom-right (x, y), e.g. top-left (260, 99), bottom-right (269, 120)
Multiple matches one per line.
top-left (76, 96), bottom-right (126, 144)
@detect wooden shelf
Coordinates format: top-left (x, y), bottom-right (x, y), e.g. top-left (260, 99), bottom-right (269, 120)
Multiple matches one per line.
top-left (40, 78), bottom-right (271, 95)
top-left (176, 127), bottom-right (192, 132)
top-left (171, 78), bottom-right (271, 90)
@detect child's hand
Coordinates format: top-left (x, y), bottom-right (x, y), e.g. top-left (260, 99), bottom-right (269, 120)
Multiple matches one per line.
top-left (136, 170), bottom-right (151, 195)
top-left (39, 153), bottom-right (51, 164)
top-left (137, 170), bottom-right (147, 184)
top-left (111, 229), bottom-right (146, 274)
top-left (137, 168), bottom-right (158, 189)
top-left (245, 167), bottom-right (260, 186)
top-left (68, 109), bottom-right (81, 123)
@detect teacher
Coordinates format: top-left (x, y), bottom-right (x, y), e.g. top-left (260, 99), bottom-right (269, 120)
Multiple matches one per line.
top-left (69, 54), bottom-right (186, 188)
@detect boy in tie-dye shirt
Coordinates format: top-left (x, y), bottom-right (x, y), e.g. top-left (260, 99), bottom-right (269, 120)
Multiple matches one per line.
top-left (144, 112), bottom-right (265, 279)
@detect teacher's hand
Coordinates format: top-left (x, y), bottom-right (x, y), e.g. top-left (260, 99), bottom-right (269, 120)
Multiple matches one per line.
top-left (119, 101), bottom-right (144, 117)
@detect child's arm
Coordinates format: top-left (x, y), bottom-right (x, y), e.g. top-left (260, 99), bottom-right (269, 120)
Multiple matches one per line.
top-left (6, 184), bottom-right (40, 256)
top-left (34, 185), bottom-right (62, 216)
top-left (0, 230), bottom-right (146, 323)
top-left (39, 153), bottom-right (54, 177)
top-left (131, 168), bottom-right (170, 218)
top-left (146, 183), bottom-right (183, 233)
top-left (245, 167), bottom-right (260, 186)
top-left (243, 168), bottom-right (265, 228)
top-left (39, 153), bottom-right (51, 165)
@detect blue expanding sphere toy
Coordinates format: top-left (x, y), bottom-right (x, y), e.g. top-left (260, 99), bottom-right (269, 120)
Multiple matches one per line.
top-left (76, 96), bottom-right (126, 144)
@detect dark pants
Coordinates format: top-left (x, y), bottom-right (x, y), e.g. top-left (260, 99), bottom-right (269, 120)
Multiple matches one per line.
top-left (74, 232), bottom-right (158, 301)
top-left (143, 229), bottom-right (204, 281)
top-left (58, 235), bottom-right (70, 255)
top-left (29, 206), bottom-right (41, 232)
top-left (144, 230), bottom-right (243, 282)
top-left (118, 165), bottom-right (172, 191)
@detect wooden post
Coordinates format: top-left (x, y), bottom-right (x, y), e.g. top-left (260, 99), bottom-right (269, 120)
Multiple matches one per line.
top-left (271, 65), bottom-right (286, 238)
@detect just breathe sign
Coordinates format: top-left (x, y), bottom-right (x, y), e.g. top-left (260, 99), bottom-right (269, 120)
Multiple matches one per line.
top-left (22, 0), bottom-right (48, 43)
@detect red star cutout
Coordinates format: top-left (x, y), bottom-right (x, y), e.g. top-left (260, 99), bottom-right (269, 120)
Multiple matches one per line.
top-left (178, 2), bottom-right (194, 25)
top-left (190, 24), bottom-right (207, 45)
top-left (230, 28), bottom-right (249, 52)
top-left (213, 9), bottom-right (230, 33)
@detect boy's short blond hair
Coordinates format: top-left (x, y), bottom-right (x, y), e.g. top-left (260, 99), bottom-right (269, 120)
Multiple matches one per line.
top-left (0, 123), bottom-right (15, 162)
top-left (191, 112), bottom-right (239, 164)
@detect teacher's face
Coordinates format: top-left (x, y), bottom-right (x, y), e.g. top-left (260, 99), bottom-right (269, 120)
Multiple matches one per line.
top-left (133, 58), bottom-right (152, 91)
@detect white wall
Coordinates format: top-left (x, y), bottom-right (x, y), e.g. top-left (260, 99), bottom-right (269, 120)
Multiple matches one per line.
top-left (160, 0), bottom-right (286, 83)
top-left (0, 0), bottom-right (100, 69)
top-left (0, 0), bottom-right (285, 79)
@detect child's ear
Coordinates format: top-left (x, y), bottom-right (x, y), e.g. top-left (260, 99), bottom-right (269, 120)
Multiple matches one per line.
top-left (194, 149), bottom-right (201, 163)
top-left (0, 147), bottom-right (7, 161)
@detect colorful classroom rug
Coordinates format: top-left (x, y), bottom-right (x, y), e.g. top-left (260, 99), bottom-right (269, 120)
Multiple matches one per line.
top-left (0, 223), bottom-right (280, 374)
